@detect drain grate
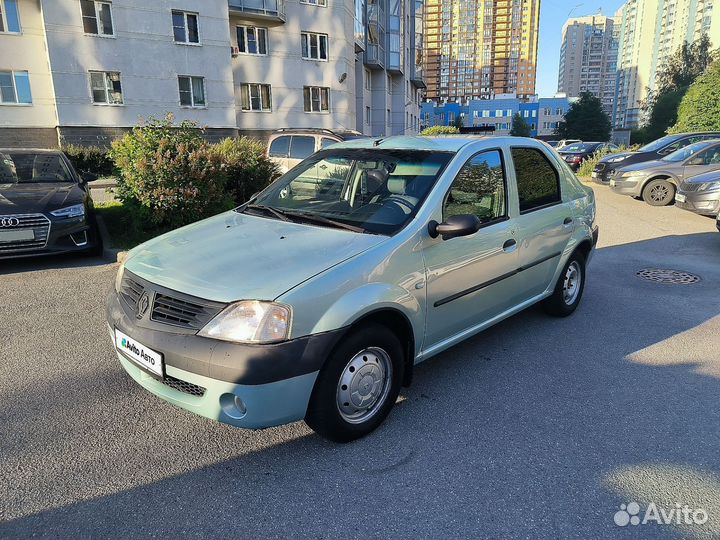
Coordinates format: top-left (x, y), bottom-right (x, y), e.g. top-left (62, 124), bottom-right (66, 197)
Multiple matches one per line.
top-left (636, 268), bottom-right (701, 285)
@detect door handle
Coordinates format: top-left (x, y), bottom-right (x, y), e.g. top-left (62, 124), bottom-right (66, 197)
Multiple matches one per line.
top-left (502, 239), bottom-right (517, 251)
top-left (563, 217), bottom-right (574, 226)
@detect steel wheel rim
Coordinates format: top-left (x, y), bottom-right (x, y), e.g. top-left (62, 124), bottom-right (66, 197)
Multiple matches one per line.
top-left (563, 261), bottom-right (582, 305)
top-left (336, 347), bottom-right (392, 424)
top-left (650, 184), bottom-right (669, 202)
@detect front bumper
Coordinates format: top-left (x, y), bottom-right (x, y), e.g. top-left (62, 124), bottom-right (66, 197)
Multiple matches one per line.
top-left (675, 191), bottom-right (720, 216)
top-left (107, 287), bottom-right (344, 429)
top-left (0, 214), bottom-right (97, 260)
top-left (610, 177), bottom-right (642, 196)
top-left (592, 166), bottom-right (615, 184)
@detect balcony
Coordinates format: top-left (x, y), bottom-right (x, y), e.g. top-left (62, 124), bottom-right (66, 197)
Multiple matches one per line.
top-left (228, 0), bottom-right (285, 24)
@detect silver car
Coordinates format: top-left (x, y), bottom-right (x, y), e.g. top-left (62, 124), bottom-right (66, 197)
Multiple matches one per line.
top-left (675, 169), bottom-right (720, 216)
top-left (610, 140), bottom-right (720, 205)
top-left (107, 136), bottom-right (597, 442)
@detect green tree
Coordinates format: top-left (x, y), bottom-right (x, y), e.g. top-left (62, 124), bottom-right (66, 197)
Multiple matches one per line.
top-left (555, 92), bottom-right (612, 141)
top-left (510, 113), bottom-right (532, 137)
top-left (671, 61), bottom-right (720, 132)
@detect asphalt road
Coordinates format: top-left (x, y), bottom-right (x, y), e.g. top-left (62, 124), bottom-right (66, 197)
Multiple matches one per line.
top-left (1, 185), bottom-right (720, 539)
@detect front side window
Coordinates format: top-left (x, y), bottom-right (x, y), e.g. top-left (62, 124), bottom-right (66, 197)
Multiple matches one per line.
top-left (0, 0), bottom-right (21, 33)
top-left (0, 70), bottom-right (31, 104)
top-left (81, 0), bottom-right (113, 36)
top-left (0, 152), bottom-right (74, 183)
top-left (237, 25), bottom-right (267, 55)
top-left (240, 83), bottom-right (271, 111)
top-left (303, 86), bottom-right (329, 112)
top-left (301, 32), bottom-right (328, 60)
top-left (248, 149), bottom-right (453, 235)
top-left (444, 150), bottom-right (506, 224)
top-left (178, 76), bottom-right (205, 107)
top-left (511, 147), bottom-right (561, 213)
top-left (172, 10), bottom-right (199, 43)
top-left (90, 71), bottom-right (123, 104)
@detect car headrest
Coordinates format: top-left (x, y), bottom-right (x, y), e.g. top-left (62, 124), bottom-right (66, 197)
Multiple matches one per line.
top-left (387, 177), bottom-right (407, 194)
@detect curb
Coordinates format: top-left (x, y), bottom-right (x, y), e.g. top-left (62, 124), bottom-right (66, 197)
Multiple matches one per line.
top-left (95, 214), bottom-right (128, 263)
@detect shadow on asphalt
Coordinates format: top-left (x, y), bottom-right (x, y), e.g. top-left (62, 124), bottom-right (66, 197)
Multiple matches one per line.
top-left (0, 253), bottom-right (111, 275)
top-left (2, 232), bottom-right (720, 539)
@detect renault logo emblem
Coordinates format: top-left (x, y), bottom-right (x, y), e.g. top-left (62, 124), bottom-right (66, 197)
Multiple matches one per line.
top-left (136, 293), bottom-right (151, 319)
top-left (0, 217), bottom-right (20, 227)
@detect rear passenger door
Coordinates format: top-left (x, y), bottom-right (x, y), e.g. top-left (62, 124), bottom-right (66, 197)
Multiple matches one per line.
top-left (510, 146), bottom-right (574, 299)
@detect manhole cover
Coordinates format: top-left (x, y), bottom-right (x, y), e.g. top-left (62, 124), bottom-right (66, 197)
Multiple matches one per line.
top-left (636, 268), bottom-right (701, 284)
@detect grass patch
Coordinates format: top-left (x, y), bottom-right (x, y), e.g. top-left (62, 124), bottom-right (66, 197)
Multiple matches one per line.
top-left (95, 201), bottom-right (168, 250)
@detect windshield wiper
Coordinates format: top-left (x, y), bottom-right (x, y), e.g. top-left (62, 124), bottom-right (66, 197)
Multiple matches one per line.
top-left (278, 209), bottom-right (368, 234)
top-left (243, 204), bottom-right (292, 222)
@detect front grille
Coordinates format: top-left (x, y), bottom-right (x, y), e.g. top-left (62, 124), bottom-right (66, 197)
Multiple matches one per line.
top-left (0, 214), bottom-right (51, 254)
top-left (119, 275), bottom-right (145, 311)
top-left (151, 293), bottom-right (222, 330)
top-left (595, 163), bottom-right (607, 172)
top-left (161, 375), bottom-right (206, 397)
top-left (679, 182), bottom-right (701, 192)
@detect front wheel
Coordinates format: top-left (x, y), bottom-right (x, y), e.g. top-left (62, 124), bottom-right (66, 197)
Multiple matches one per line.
top-left (542, 251), bottom-right (586, 317)
top-left (305, 323), bottom-right (404, 443)
top-left (642, 179), bottom-right (675, 206)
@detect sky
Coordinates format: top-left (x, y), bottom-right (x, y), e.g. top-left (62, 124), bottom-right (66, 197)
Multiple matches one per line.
top-left (535, 0), bottom-right (627, 97)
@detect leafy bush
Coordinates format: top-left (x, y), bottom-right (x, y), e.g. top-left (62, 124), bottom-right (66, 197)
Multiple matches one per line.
top-left (109, 114), bottom-right (232, 230)
top-left (576, 145), bottom-right (638, 177)
top-left (420, 125), bottom-right (460, 136)
top-left (671, 61), bottom-right (720, 133)
top-left (211, 137), bottom-right (279, 204)
top-left (62, 144), bottom-right (115, 176)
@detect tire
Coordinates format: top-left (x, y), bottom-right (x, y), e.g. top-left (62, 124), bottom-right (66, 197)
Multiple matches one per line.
top-left (305, 323), bottom-right (404, 443)
top-left (642, 179), bottom-right (675, 206)
top-left (542, 251), bottom-right (586, 317)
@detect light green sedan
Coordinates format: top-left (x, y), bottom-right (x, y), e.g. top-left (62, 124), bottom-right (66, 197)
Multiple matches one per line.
top-left (107, 136), bottom-right (597, 442)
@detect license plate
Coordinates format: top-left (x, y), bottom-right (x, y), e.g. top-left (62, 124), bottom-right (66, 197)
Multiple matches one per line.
top-left (675, 193), bottom-right (687, 203)
top-left (591, 172), bottom-right (598, 178)
top-left (610, 180), bottom-right (616, 187)
top-left (115, 328), bottom-right (164, 377)
top-left (0, 229), bottom-right (34, 243)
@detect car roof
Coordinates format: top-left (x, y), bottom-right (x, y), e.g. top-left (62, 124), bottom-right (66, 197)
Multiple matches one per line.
top-left (270, 128), bottom-right (364, 138)
top-left (330, 135), bottom-right (549, 153)
top-left (0, 148), bottom-right (65, 154)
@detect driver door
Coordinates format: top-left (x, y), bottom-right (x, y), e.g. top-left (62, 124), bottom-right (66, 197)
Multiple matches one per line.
top-left (423, 149), bottom-right (519, 349)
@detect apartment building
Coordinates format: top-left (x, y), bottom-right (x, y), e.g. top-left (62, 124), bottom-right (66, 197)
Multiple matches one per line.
top-left (0, 0), bottom-right (423, 148)
top-left (423, 0), bottom-right (541, 103)
top-left (613, 0), bottom-right (720, 129)
top-left (557, 14), bottom-right (620, 115)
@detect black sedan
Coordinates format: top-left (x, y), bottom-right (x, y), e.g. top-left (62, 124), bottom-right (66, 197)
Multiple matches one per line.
top-left (558, 142), bottom-right (619, 171)
top-left (0, 149), bottom-right (102, 259)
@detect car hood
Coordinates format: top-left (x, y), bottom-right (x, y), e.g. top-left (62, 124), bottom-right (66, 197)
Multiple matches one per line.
top-left (125, 211), bottom-right (387, 303)
top-left (617, 159), bottom-right (681, 173)
top-left (0, 183), bottom-right (82, 214)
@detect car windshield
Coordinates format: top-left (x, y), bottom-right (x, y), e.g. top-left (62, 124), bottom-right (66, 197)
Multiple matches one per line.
top-left (244, 149), bottom-right (453, 235)
top-left (660, 141), bottom-right (711, 162)
top-left (0, 153), bottom-right (75, 183)
top-left (638, 135), bottom-right (680, 153)
top-left (562, 143), bottom-right (596, 152)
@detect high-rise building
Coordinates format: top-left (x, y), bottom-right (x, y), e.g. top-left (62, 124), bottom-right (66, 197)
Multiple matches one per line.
top-left (613, 0), bottom-right (719, 129)
top-left (557, 14), bottom-right (620, 114)
top-left (423, 0), bottom-right (540, 103)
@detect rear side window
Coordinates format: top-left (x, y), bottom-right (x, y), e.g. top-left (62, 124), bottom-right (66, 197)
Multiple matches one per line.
top-left (320, 137), bottom-right (338, 149)
top-left (444, 150), bottom-right (506, 224)
top-left (511, 147), bottom-right (561, 213)
top-left (289, 136), bottom-right (315, 159)
top-left (268, 136), bottom-right (290, 157)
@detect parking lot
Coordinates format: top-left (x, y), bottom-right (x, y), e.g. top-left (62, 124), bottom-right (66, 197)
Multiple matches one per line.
top-left (1, 184), bottom-right (719, 539)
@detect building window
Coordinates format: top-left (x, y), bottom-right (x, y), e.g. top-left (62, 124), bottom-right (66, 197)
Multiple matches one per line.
top-left (303, 86), bottom-right (329, 112)
top-left (300, 0), bottom-right (327, 5)
top-left (365, 105), bottom-right (371, 124)
top-left (365, 68), bottom-right (371, 91)
top-left (178, 76), bottom-right (205, 108)
top-left (0, 0), bottom-right (21, 33)
top-left (301, 32), bottom-right (328, 61)
top-left (0, 70), bottom-right (31, 104)
top-left (237, 25), bottom-right (267, 55)
top-left (495, 110), bottom-right (503, 117)
top-left (89, 71), bottom-right (122, 104)
top-left (240, 83), bottom-right (272, 111)
top-left (172, 10), bottom-right (199, 44)
top-left (80, 1), bottom-right (113, 36)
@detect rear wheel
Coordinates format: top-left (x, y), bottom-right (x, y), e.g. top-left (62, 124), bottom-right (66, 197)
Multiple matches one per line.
top-left (642, 179), bottom-right (675, 206)
top-left (305, 323), bottom-right (404, 443)
top-left (542, 251), bottom-right (586, 317)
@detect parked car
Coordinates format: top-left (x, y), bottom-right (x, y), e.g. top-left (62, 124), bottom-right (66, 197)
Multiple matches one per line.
top-left (267, 128), bottom-right (367, 174)
top-left (610, 139), bottom-right (720, 206)
top-left (716, 211), bottom-right (720, 232)
top-left (0, 149), bottom-right (102, 259)
top-left (556, 139), bottom-right (582, 150)
top-left (675, 169), bottom-right (720, 216)
top-left (593, 132), bottom-right (720, 184)
top-left (559, 142), bottom-right (619, 171)
top-left (107, 136), bottom-right (597, 442)
top-left (546, 140), bottom-right (560, 148)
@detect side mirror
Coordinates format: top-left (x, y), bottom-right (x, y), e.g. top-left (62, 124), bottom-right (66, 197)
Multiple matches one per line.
top-left (428, 214), bottom-right (481, 240)
top-left (81, 171), bottom-right (98, 183)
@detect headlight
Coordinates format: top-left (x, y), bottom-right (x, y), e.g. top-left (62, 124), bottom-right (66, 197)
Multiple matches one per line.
top-left (622, 170), bottom-right (646, 178)
top-left (50, 204), bottom-right (85, 218)
top-left (114, 262), bottom-right (125, 293)
top-left (698, 181), bottom-right (720, 192)
top-left (607, 156), bottom-right (628, 163)
top-left (198, 301), bottom-right (291, 344)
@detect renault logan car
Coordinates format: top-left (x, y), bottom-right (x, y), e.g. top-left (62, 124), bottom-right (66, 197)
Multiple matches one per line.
top-left (0, 149), bottom-right (102, 259)
top-left (107, 136), bottom-right (597, 442)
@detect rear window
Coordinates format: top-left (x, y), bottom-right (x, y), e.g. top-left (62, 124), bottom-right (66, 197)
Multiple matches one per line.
top-left (289, 136), bottom-right (315, 159)
top-left (268, 136), bottom-right (290, 158)
top-left (511, 147), bottom-right (561, 213)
